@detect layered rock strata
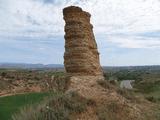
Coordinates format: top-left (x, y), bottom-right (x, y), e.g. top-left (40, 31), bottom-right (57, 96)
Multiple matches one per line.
top-left (62, 6), bottom-right (151, 120)
top-left (63, 6), bottom-right (103, 76)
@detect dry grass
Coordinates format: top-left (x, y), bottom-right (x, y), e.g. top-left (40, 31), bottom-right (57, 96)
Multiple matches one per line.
top-left (12, 91), bottom-right (95, 120)
top-left (46, 75), bottom-right (70, 92)
top-left (97, 101), bottom-right (130, 120)
top-left (97, 80), bottom-right (139, 102)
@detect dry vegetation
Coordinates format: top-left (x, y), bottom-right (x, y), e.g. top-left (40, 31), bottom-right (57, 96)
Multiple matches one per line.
top-left (0, 69), bottom-right (64, 96)
top-left (12, 91), bottom-right (95, 120)
top-left (0, 67), bottom-right (160, 120)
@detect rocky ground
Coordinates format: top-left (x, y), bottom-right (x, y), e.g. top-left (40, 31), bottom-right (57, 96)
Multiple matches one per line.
top-left (0, 69), bottom-right (61, 97)
top-left (0, 70), bottom-right (159, 120)
top-left (0, 79), bottom-right (44, 97)
top-left (67, 76), bottom-right (159, 120)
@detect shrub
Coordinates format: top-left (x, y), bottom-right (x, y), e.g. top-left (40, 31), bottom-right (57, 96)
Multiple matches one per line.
top-left (97, 80), bottom-right (137, 102)
top-left (97, 80), bottom-right (115, 90)
top-left (12, 91), bottom-right (94, 120)
top-left (145, 96), bottom-right (157, 103)
top-left (46, 74), bottom-right (70, 92)
top-left (97, 101), bottom-right (130, 120)
top-left (1, 72), bottom-right (7, 78)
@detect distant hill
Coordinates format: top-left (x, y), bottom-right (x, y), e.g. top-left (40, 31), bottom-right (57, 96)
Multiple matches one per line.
top-left (0, 63), bottom-right (64, 69)
top-left (103, 65), bottom-right (160, 72)
top-left (0, 63), bottom-right (160, 71)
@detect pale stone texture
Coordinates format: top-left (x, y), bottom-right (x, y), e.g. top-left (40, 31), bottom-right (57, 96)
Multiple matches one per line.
top-left (63, 6), bottom-right (103, 76)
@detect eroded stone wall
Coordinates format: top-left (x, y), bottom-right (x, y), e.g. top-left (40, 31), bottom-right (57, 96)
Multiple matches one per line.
top-left (63, 6), bottom-right (103, 76)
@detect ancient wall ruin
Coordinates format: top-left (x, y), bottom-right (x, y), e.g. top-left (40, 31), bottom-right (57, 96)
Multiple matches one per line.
top-left (63, 6), bottom-right (103, 76)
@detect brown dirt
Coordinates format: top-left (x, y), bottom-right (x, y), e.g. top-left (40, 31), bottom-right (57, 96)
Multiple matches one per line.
top-left (0, 79), bottom-right (45, 97)
top-left (67, 76), bottom-right (156, 120)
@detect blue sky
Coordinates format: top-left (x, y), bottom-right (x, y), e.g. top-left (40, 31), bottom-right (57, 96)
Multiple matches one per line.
top-left (0, 0), bottom-right (160, 66)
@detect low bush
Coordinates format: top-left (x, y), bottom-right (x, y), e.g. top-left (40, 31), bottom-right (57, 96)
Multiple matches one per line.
top-left (97, 80), bottom-right (137, 102)
top-left (145, 96), bottom-right (158, 103)
top-left (97, 80), bottom-right (115, 90)
top-left (97, 101), bottom-right (130, 120)
top-left (12, 91), bottom-right (94, 120)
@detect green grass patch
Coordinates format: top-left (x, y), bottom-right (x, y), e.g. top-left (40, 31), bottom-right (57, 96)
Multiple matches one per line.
top-left (12, 91), bottom-right (95, 120)
top-left (134, 81), bottom-right (160, 103)
top-left (0, 92), bottom-right (51, 120)
top-left (138, 82), bottom-right (160, 93)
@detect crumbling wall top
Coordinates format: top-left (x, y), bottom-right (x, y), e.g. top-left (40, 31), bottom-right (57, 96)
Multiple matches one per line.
top-left (63, 6), bottom-right (91, 19)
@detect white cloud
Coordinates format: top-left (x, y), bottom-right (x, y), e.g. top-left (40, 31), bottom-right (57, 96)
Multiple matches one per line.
top-left (0, 0), bottom-right (160, 49)
top-left (107, 35), bottom-right (160, 48)
top-left (85, 0), bottom-right (160, 34)
top-left (0, 0), bottom-right (65, 37)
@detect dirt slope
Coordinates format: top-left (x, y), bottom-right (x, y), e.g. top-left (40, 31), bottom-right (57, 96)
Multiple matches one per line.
top-left (67, 76), bottom-right (156, 120)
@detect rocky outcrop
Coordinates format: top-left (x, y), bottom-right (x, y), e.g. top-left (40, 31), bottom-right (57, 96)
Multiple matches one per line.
top-left (63, 6), bottom-right (103, 76)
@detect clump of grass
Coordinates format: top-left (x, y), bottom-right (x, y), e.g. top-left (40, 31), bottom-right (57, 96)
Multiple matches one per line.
top-left (12, 91), bottom-right (94, 120)
top-left (134, 81), bottom-right (160, 94)
top-left (145, 96), bottom-right (158, 103)
top-left (116, 88), bottom-right (137, 101)
top-left (97, 101), bottom-right (130, 120)
top-left (46, 75), bottom-right (70, 92)
top-left (134, 80), bottom-right (160, 103)
top-left (97, 102), bottom-right (118, 120)
top-left (12, 104), bottom-right (46, 120)
top-left (97, 80), bottom-right (139, 102)
top-left (155, 108), bottom-right (160, 120)
top-left (0, 92), bottom-right (50, 120)
top-left (97, 80), bottom-right (115, 90)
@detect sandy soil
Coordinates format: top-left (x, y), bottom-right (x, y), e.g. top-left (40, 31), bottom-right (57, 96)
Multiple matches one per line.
top-left (67, 76), bottom-right (154, 120)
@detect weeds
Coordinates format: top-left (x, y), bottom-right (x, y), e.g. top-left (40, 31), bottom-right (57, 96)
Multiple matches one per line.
top-left (97, 80), bottom-right (115, 90)
top-left (97, 101), bottom-right (130, 120)
top-left (12, 91), bottom-right (94, 120)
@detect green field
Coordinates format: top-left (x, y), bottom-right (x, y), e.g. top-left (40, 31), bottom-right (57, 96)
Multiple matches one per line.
top-left (134, 81), bottom-right (160, 103)
top-left (104, 66), bottom-right (160, 103)
top-left (0, 92), bottom-right (51, 120)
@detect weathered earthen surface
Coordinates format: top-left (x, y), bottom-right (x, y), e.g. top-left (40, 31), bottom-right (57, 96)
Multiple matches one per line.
top-left (63, 6), bottom-right (156, 120)
top-left (63, 6), bottom-right (103, 76)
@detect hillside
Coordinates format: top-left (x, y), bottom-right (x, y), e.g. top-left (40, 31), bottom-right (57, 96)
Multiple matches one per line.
top-left (0, 68), bottom-right (160, 120)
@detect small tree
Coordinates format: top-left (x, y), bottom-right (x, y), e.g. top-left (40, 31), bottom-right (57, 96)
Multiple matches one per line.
top-left (1, 72), bottom-right (7, 78)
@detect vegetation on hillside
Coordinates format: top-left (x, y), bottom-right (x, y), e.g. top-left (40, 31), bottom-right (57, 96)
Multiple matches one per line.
top-left (0, 92), bottom-right (51, 120)
top-left (12, 91), bottom-right (95, 120)
top-left (0, 66), bottom-right (160, 120)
